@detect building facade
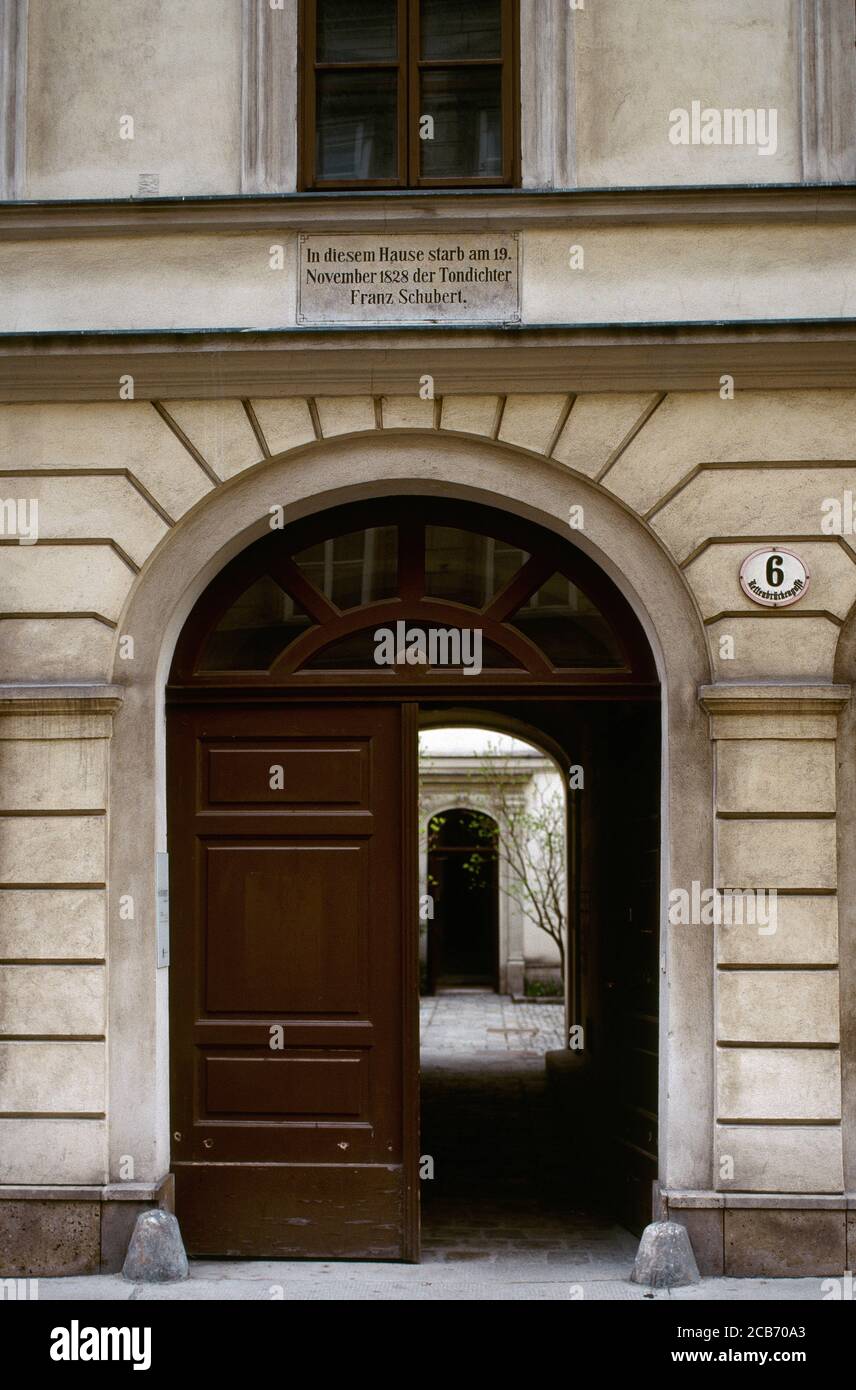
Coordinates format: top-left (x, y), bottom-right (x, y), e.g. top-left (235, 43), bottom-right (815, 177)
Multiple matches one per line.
top-left (0, 0), bottom-right (855, 1277)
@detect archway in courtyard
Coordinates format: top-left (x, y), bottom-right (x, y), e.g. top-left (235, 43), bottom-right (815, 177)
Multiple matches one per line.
top-left (164, 491), bottom-right (663, 1257)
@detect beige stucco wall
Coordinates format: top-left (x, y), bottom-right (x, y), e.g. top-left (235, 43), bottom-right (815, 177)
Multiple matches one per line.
top-left (574, 0), bottom-right (801, 185)
top-left (706, 692), bottom-right (845, 1193)
top-left (1, 0), bottom-right (852, 1282)
top-left (2, 221), bottom-right (855, 332)
top-left (2, 388), bottom-right (854, 684)
top-left (0, 392), bottom-right (849, 1199)
top-left (0, 700), bottom-right (112, 1184)
top-left (25, 0), bottom-right (243, 199)
top-left (20, 0), bottom-right (852, 199)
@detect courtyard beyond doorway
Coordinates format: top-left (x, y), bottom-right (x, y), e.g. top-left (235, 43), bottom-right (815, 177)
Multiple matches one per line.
top-left (420, 989), bottom-right (634, 1270)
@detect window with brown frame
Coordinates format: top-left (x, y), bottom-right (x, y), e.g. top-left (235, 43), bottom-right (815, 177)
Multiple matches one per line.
top-left (301, 0), bottom-right (517, 189)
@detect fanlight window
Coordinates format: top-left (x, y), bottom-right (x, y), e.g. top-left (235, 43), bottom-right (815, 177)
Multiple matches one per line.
top-left (292, 525), bottom-right (398, 610)
top-left (172, 500), bottom-right (653, 685)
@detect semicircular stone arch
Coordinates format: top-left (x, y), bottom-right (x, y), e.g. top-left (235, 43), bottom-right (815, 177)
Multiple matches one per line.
top-left (102, 426), bottom-right (714, 1206)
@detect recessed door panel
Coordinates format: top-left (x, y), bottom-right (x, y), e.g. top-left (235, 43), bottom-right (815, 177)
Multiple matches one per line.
top-left (206, 743), bottom-right (367, 807)
top-left (205, 844), bottom-right (368, 1014)
top-left (204, 1052), bottom-right (367, 1118)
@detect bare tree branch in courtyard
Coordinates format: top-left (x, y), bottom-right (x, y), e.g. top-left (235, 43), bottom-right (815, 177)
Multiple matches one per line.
top-left (421, 740), bottom-right (566, 983)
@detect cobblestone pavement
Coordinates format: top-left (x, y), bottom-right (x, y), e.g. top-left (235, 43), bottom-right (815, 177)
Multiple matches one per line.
top-left (419, 988), bottom-right (565, 1053)
top-left (420, 991), bottom-right (616, 1267)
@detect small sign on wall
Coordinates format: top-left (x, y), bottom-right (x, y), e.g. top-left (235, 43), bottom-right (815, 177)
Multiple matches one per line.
top-left (739, 547), bottom-right (810, 608)
top-left (156, 852), bottom-right (170, 969)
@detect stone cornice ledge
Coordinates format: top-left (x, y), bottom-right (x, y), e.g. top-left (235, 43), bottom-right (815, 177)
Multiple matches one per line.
top-left (2, 321), bottom-right (855, 400)
top-left (0, 184), bottom-right (854, 240)
top-left (0, 684), bottom-right (124, 715)
top-left (699, 683), bottom-right (851, 716)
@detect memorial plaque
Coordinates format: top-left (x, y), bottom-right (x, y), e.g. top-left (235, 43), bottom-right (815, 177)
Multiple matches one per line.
top-left (298, 233), bottom-right (520, 326)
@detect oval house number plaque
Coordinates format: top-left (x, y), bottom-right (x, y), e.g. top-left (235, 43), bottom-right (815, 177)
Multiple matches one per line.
top-left (739, 547), bottom-right (810, 608)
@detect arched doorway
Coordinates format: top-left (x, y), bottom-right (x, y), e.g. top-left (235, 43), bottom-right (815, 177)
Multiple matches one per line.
top-left (426, 808), bottom-right (500, 992)
top-left (165, 493), bottom-right (661, 1259)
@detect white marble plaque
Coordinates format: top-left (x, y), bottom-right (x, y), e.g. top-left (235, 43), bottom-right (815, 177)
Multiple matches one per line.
top-left (297, 233), bottom-right (520, 325)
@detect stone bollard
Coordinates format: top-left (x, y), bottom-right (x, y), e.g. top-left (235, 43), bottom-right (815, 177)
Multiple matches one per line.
top-left (122, 1209), bottom-right (189, 1283)
top-left (630, 1220), bottom-right (701, 1289)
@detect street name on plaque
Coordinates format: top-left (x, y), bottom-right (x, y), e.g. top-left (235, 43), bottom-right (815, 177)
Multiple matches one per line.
top-left (298, 233), bottom-right (520, 326)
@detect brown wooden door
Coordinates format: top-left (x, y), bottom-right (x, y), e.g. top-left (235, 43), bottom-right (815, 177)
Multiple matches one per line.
top-left (167, 701), bottom-right (419, 1260)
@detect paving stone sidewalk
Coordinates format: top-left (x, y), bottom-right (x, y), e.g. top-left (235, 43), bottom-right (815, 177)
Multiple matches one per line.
top-left (34, 1265), bottom-right (831, 1302)
top-left (31, 993), bottom-right (837, 1301)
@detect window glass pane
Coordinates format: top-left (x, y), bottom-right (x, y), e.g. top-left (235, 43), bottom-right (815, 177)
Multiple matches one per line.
top-left (293, 526), bottom-right (398, 610)
top-left (509, 575), bottom-right (624, 668)
top-left (420, 0), bottom-right (501, 59)
top-left (198, 578), bottom-right (313, 671)
top-left (425, 527), bottom-right (528, 607)
top-left (317, 0), bottom-right (397, 62)
top-left (302, 623), bottom-right (522, 671)
top-left (419, 67), bottom-right (502, 178)
top-left (316, 71), bottom-right (398, 180)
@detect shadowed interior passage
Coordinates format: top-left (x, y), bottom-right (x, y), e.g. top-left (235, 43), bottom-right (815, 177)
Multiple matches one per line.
top-left (419, 992), bottom-right (636, 1265)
